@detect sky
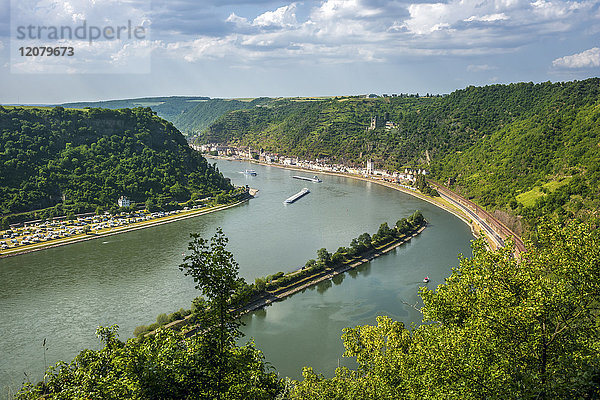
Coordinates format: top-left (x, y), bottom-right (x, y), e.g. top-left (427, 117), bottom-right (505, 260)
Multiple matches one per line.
top-left (0, 0), bottom-right (599, 103)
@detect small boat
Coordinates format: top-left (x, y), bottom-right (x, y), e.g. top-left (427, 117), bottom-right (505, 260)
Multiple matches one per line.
top-left (423, 276), bottom-right (430, 283)
top-left (292, 175), bottom-right (322, 183)
top-left (240, 169), bottom-right (257, 176)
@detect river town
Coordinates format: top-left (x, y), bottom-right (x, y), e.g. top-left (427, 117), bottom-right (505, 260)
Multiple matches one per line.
top-left (191, 143), bottom-right (430, 184)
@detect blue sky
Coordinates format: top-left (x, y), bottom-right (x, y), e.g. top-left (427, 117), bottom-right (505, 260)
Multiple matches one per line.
top-left (1, 0), bottom-right (599, 103)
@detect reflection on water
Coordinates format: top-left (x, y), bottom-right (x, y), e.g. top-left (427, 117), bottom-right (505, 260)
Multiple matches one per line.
top-left (316, 279), bottom-right (333, 294)
top-left (332, 273), bottom-right (345, 285)
top-left (357, 262), bottom-right (372, 277)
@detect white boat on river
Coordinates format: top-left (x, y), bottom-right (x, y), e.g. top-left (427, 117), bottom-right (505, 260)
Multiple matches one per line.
top-left (284, 188), bottom-right (310, 204)
top-left (292, 175), bottom-right (322, 183)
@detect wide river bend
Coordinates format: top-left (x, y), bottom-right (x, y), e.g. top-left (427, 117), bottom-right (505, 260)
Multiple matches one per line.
top-left (0, 159), bottom-right (473, 396)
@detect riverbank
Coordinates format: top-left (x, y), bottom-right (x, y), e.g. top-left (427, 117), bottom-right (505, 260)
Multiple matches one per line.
top-left (207, 156), bottom-right (490, 245)
top-left (0, 198), bottom-right (251, 259)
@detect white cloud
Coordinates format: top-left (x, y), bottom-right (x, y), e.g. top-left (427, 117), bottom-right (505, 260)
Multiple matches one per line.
top-left (219, 0), bottom-right (388, 62)
top-left (253, 3), bottom-right (298, 27)
top-left (403, 2), bottom-right (453, 35)
top-left (465, 13), bottom-right (509, 22)
top-left (530, 0), bottom-right (591, 19)
top-left (402, 0), bottom-right (596, 35)
top-left (552, 47), bottom-right (600, 68)
top-left (403, 1), bottom-right (512, 35)
top-left (226, 13), bottom-right (249, 26)
top-left (11, 0), bottom-right (148, 27)
top-left (467, 64), bottom-right (497, 72)
top-left (162, 0), bottom-right (600, 68)
top-left (226, 4), bottom-right (299, 29)
top-left (311, 0), bottom-right (382, 20)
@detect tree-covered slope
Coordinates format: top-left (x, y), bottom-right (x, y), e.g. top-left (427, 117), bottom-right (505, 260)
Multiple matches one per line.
top-left (201, 79), bottom-right (600, 224)
top-left (172, 97), bottom-right (273, 135)
top-left (434, 98), bottom-right (600, 220)
top-left (202, 96), bottom-right (442, 165)
top-left (60, 96), bottom-right (210, 123)
top-left (204, 81), bottom-right (600, 165)
top-left (59, 97), bottom-right (275, 137)
top-left (0, 106), bottom-right (232, 219)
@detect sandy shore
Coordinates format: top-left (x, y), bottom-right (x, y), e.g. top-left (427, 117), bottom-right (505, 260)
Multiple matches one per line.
top-left (0, 199), bottom-right (249, 259)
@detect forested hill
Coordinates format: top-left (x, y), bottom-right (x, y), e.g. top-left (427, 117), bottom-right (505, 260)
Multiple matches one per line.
top-left (435, 86), bottom-right (600, 223)
top-left (60, 96), bottom-right (210, 123)
top-left (59, 97), bottom-right (274, 136)
top-left (201, 79), bottom-right (600, 227)
top-left (0, 106), bottom-right (232, 222)
top-left (172, 97), bottom-right (273, 135)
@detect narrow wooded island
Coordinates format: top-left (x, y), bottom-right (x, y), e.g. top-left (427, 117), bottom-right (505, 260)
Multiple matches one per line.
top-left (135, 210), bottom-right (427, 338)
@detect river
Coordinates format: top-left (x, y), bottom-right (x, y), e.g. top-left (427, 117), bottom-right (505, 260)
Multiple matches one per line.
top-left (0, 159), bottom-right (473, 397)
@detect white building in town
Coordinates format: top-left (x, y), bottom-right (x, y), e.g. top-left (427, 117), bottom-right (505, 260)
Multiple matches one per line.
top-left (118, 196), bottom-right (131, 207)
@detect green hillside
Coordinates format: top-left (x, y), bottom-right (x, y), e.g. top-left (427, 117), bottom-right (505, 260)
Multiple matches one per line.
top-left (60, 96), bottom-right (210, 124)
top-left (0, 106), bottom-right (232, 226)
top-left (202, 95), bottom-right (441, 165)
top-left (434, 98), bottom-right (600, 221)
top-left (200, 79), bottom-right (600, 226)
top-left (59, 97), bottom-right (275, 137)
top-left (172, 97), bottom-right (272, 135)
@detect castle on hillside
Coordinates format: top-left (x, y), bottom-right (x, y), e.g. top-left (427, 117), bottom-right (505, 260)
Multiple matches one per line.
top-left (369, 115), bottom-right (385, 129)
top-left (369, 112), bottom-right (393, 130)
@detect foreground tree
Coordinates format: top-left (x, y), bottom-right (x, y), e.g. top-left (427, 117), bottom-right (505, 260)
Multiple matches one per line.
top-left (17, 325), bottom-right (281, 399)
top-left (293, 219), bottom-right (600, 399)
top-left (18, 228), bottom-right (282, 399)
top-left (179, 227), bottom-right (253, 399)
